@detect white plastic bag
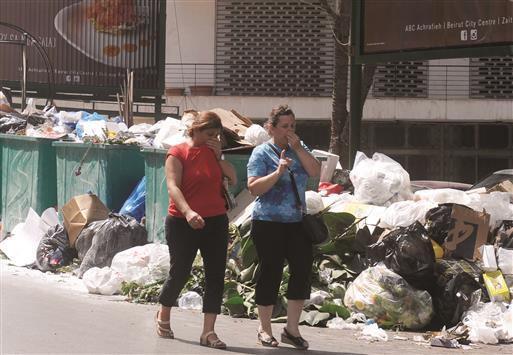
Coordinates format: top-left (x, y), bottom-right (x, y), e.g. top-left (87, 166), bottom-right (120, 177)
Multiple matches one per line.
top-left (178, 291), bottom-right (202, 310)
top-left (414, 188), bottom-right (471, 205)
top-left (498, 248), bottom-right (513, 275)
top-left (467, 192), bottom-right (513, 228)
top-left (153, 117), bottom-right (187, 148)
top-left (305, 191), bottom-right (324, 215)
top-left (378, 200), bottom-right (437, 229)
top-left (349, 152), bottom-right (413, 206)
top-left (110, 243), bottom-right (170, 285)
top-left (359, 323), bottom-right (388, 342)
top-left (82, 267), bottom-right (123, 295)
top-left (244, 124), bottom-right (270, 146)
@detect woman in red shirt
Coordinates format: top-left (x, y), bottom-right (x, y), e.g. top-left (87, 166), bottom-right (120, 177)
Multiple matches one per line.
top-left (155, 111), bottom-right (236, 349)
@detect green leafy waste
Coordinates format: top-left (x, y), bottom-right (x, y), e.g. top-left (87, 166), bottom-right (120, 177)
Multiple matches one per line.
top-left (119, 212), bottom-right (358, 328)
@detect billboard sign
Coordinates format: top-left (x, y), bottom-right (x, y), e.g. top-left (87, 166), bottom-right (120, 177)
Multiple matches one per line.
top-left (0, 0), bottom-right (164, 95)
top-left (357, 0), bottom-right (513, 62)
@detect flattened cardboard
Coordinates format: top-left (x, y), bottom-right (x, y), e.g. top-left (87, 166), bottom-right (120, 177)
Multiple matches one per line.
top-left (443, 204), bottom-right (490, 260)
top-left (209, 108), bottom-right (251, 138)
top-left (62, 194), bottom-right (110, 248)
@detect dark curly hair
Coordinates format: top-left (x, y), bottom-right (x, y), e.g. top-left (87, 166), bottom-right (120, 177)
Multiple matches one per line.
top-left (265, 104), bottom-right (295, 131)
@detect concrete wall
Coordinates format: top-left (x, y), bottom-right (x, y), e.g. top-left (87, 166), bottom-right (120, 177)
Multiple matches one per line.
top-left (165, 0), bottom-right (215, 87)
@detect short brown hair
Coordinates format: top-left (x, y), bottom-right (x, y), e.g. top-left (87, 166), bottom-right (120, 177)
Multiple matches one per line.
top-left (265, 104), bottom-right (295, 131)
top-left (187, 111), bottom-right (223, 137)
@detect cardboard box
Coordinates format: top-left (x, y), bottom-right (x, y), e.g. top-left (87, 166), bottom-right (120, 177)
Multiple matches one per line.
top-left (443, 204), bottom-right (490, 261)
top-left (62, 194), bottom-right (110, 248)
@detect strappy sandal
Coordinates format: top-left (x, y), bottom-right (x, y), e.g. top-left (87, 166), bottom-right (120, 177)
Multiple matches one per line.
top-left (257, 330), bottom-right (279, 347)
top-left (200, 330), bottom-right (227, 349)
top-left (155, 311), bottom-right (174, 339)
top-left (281, 327), bottom-right (308, 350)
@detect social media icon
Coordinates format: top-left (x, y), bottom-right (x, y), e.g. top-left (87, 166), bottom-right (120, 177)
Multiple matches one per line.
top-left (65, 75), bottom-right (72, 82)
top-left (470, 29), bottom-right (478, 40)
top-left (460, 30), bottom-right (468, 41)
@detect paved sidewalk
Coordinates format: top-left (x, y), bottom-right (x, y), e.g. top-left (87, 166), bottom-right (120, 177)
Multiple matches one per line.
top-left (1, 261), bottom-right (510, 354)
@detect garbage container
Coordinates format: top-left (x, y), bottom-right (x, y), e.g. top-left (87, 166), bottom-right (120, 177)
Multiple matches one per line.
top-left (224, 153), bottom-right (250, 197)
top-left (0, 134), bottom-right (57, 236)
top-left (142, 149), bottom-right (251, 243)
top-left (53, 142), bottom-right (144, 212)
top-left (142, 148), bottom-right (167, 243)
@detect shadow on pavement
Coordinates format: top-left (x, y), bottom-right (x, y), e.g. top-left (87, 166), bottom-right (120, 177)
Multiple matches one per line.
top-left (175, 338), bottom-right (363, 355)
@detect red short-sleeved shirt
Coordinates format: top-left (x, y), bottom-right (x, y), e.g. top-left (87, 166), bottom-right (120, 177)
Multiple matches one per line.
top-left (167, 142), bottom-right (226, 218)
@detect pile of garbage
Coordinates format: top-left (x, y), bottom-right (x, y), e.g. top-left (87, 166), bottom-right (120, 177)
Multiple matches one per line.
top-left (2, 95), bottom-right (512, 346)
top-left (219, 150), bottom-right (513, 346)
top-left (0, 93), bottom-right (262, 151)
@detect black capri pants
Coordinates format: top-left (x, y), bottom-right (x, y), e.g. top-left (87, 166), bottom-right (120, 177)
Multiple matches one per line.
top-left (251, 220), bottom-right (313, 306)
top-left (158, 214), bottom-right (228, 314)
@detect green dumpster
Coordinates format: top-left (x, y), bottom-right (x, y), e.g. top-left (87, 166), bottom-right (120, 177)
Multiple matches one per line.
top-left (142, 148), bottom-right (167, 243)
top-left (142, 149), bottom-right (250, 243)
top-left (0, 134), bottom-right (57, 236)
top-left (53, 142), bottom-right (144, 212)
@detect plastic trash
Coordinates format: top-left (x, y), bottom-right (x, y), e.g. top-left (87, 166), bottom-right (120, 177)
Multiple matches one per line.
top-left (76, 214), bottom-right (148, 278)
top-left (75, 112), bottom-right (108, 139)
top-left (498, 248), bottom-right (513, 275)
top-left (305, 191), bottom-right (324, 215)
top-left (244, 124), bottom-right (270, 146)
top-left (358, 323), bottom-right (388, 342)
top-left (178, 291), bottom-right (203, 310)
top-left (424, 203), bottom-right (454, 245)
top-left (153, 117), bottom-right (187, 148)
top-left (432, 259), bottom-right (482, 327)
top-left (367, 222), bottom-right (435, 292)
top-left (306, 290), bottom-right (331, 306)
top-left (414, 188), bottom-right (470, 205)
top-left (479, 245), bottom-right (498, 272)
top-left (119, 177), bottom-right (146, 222)
top-left (495, 221), bottom-right (513, 249)
top-left (110, 243), bottom-right (170, 285)
top-left (378, 200), bottom-right (437, 230)
top-left (82, 266), bottom-right (124, 295)
top-left (349, 151), bottom-right (412, 206)
top-left (344, 263), bottom-right (433, 330)
top-left (463, 301), bottom-right (513, 344)
top-left (35, 225), bottom-right (77, 272)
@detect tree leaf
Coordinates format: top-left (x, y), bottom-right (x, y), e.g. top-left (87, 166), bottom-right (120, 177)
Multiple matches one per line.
top-left (319, 302), bottom-right (350, 319)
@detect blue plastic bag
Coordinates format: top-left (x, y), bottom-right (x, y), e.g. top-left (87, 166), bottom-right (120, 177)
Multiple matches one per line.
top-left (75, 112), bottom-right (108, 139)
top-left (119, 177), bottom-right (146, 222)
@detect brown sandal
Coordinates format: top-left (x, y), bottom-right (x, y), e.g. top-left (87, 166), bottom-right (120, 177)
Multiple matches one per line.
top-left (200, 331), bottom-right (227, 349)
top-left (155, 311), bottom-right (174, 339)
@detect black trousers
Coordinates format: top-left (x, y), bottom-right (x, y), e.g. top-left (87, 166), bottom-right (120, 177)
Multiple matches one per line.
top-left (158, 214), bottom-right (228, 313)
top-left (251, 220), bottom-right (313, 306)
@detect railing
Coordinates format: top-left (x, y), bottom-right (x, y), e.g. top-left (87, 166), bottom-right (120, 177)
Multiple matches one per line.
top-left (165, 62), bottom-right (513, 100)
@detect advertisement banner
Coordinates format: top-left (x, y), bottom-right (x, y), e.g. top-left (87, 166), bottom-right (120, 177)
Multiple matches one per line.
top-left (362, 0), bottom-right (513, 55)
top-left (0, 0), bottom-right (163, 92)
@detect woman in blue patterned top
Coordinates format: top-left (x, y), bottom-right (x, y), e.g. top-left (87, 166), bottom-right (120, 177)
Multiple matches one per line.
top-left (247, 105), bottom-right (321, 350)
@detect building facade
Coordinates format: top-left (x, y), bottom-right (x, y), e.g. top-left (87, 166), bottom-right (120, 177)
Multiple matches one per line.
top-left (164, 0), bottom-right (513, 183)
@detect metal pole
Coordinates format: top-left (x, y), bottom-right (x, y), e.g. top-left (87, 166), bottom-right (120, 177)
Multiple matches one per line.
top-left (21, 33), bottom-right (27, 112)
top-left (349, 0), bottom-right (363, 168)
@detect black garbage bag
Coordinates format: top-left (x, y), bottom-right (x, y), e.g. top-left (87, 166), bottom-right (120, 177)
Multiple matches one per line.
top-left (35, 225), bottom-right (77, 272)
top-left (424, 203), bottom-right (455, 245)
top-left (432, 259), bottom-right (485, 328)
top-left (367, 221), bottom-right (436, 291)
top-left (75, 220), bottom-right (107, 261)
top-left (76, 213), bottom-right (147, 278)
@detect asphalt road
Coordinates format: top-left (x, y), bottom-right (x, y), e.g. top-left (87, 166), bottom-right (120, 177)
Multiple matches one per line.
top-left (0, 262), bottom-right (509, 355)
